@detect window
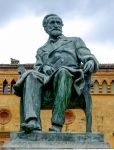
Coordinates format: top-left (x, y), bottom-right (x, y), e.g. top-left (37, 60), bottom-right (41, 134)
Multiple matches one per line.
top-left (111, 80), bottom-right (114, 94)
top-left (94, 80), bottom-right (99, 94)
top-left (102, 80), bottom-right (108, 94)
top-left (11, 80), bottom-right (16, 94)
top-left (3, 80), bottom-right (8, 94)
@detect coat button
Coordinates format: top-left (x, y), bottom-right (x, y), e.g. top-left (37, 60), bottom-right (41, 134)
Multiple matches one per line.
top-left (61, 59), bottom-right (64, 63)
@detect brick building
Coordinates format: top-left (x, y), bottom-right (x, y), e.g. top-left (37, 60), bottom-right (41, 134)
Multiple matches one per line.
top-left (0, 62), bottom-right (114, 147)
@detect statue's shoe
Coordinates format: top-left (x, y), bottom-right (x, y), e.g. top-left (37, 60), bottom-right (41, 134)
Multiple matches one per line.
top-left (49, 125), bottom-right (62, 132)
top-left (21, 122), bottom-right (42, 133)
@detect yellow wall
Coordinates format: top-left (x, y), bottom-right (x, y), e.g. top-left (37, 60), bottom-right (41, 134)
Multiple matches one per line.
top-left (92, 95), bottom-right (114, 148)
top-left (0, 95), bottom-right (20, 132)
top-left (0, 94), bottom-right (114, 147)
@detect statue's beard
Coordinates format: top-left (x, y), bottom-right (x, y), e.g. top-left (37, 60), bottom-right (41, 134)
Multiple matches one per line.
top-left (49, 29), bottom-right (62, 37)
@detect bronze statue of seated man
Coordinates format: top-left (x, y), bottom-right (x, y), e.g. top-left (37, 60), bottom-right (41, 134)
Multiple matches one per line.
top-left (14, 14), bottom-right (99, 133)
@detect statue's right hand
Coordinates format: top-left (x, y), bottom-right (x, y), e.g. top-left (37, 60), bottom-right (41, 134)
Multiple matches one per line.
top-left (43, 65), bottom-right (54, 76)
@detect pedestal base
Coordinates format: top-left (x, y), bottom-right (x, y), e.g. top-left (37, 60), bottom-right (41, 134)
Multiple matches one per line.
top-left (2, 132), bottom-right (110, 149)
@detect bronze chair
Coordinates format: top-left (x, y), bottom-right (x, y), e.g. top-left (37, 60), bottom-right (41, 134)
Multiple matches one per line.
top-left (16, 65), bottom-right (92, 132)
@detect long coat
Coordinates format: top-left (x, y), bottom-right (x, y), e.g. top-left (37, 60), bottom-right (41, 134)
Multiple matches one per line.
top-left (14, 35), bottom-right (99, 97)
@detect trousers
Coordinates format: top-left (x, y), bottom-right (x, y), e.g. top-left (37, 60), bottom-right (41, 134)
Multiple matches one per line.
top-left (22, 68), bottom-right (73, 129)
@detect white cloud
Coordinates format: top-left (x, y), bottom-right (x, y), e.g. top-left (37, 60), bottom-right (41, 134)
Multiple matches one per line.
top-left (0, 15), bottom-right (48, 64)
top-left (87, 41), bottom-right (114, 64)
top-left (63, 17), bottom-right (95, 37)
top-left (0, 15), bottom-right (114, 64)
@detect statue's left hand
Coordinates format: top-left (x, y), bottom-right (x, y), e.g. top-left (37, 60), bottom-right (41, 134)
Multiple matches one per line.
top-left (43, 65), bottom-right (55, 76)
top-left (83, 60), bottom-right (94, 73)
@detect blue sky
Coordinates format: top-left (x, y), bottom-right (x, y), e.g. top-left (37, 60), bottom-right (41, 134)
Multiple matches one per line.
top-left (0, 0), bottom-right (114, 64)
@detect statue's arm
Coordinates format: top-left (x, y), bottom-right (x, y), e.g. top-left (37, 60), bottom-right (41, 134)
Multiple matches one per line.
top-left (75, 37), bottom-right (99, 74)
top-left (33, 49), bottom-right (44, 72)
top-left (33, 49), bottom-right (54, 76)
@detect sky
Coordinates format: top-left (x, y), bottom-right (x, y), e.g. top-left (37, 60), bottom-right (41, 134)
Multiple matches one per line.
top-left (0, 0), bottom-right (114, 64)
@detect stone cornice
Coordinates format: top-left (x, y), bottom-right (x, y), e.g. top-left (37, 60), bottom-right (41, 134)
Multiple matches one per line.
top-left (0, 64), bottom-right (33, 69)
top-left (0, 63), bottom-right (114, 69)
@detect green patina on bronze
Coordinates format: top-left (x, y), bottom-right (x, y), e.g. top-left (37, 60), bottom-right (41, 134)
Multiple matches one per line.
top-left (14, 14), bottom-right (99, 133)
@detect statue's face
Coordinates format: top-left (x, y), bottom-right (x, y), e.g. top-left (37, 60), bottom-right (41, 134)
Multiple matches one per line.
top-left (46, 16), bottom-right (63, 37)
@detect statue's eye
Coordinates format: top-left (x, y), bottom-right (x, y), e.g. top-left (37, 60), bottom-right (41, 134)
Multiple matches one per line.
top-left (56, 21), bottom-right (61, 25)
top-left (50, 21), bottom-right (55, 24)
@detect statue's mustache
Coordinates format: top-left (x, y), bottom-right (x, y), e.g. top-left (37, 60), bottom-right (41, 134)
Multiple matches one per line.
top-left (51, 28), bottom-right (61, 31)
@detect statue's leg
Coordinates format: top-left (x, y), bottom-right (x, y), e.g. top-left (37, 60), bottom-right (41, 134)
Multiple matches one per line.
top-left (50, 68), bottom-right (73, 132)
top-left (22, 73), bottom-right (42, 132)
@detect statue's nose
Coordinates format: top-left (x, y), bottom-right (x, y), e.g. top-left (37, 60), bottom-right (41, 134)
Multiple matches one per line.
top-left (54, 22), bottom-right (58, 27)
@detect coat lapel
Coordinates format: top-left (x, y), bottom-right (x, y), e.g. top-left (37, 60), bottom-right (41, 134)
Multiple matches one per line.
top-left (41, 36), bottom-right (72, 53)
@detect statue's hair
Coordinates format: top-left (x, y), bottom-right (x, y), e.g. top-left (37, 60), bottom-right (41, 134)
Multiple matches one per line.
top-left (42, 14), bottom-right (63, 28)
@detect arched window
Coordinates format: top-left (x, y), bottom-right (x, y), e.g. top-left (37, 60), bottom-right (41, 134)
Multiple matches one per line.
top-left (111, 80), bottom-right (114, 94)
top-left (102, 80), bottom-right (108, 94)
top-left (3, 80), bottom-right (8, 94)
top-left (11, 80), bottom-right (16, 94)
top-left (94, 80), bottom-right (99, 94)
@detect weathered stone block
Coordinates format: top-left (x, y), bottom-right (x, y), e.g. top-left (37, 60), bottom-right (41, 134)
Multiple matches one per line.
top-left (1, 132), bottom-right (110, 149)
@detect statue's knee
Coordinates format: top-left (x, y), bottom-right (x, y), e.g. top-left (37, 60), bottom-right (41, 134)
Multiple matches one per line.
top-left (56, 68), bottom-right (70, 78)
top-left (26, 73), bottom-right (32, 79)
top-left (25, 73), bottom-right (35, 83)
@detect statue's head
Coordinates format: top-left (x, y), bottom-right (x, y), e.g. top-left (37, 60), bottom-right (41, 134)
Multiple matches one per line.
top-left (43, 14), bottom-right (63, 37)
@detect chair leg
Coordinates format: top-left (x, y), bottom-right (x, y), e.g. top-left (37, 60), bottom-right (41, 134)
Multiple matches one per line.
top-left (83, 91), bottom-right (92, 132)
top-left (86, 111), bottom-right (92, 132)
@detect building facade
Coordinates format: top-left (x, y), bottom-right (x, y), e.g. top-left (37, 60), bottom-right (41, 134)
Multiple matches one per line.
top-left (0, 63), bottom-right (114, 147)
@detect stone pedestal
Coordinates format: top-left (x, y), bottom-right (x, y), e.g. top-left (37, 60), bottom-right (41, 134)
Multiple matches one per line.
top-left (1, 132), bottom-right (110, 149)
